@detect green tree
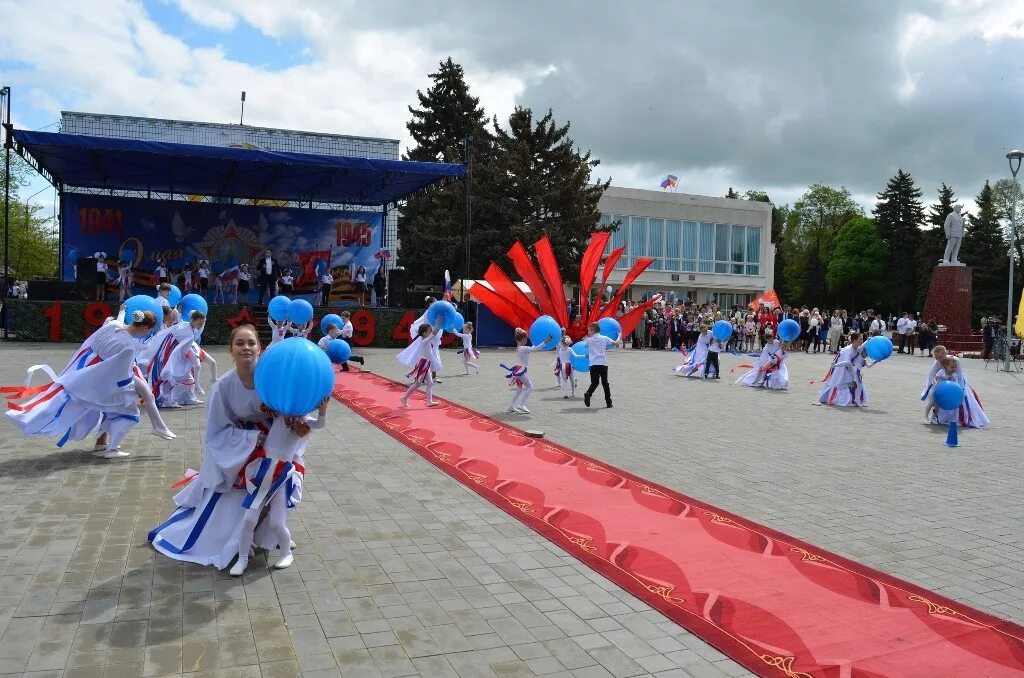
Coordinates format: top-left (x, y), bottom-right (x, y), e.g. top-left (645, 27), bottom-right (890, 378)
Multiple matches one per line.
top-left (873, 169), bottom-right (925, 312)
top-left (744, 190), bottom-right (788, 295)
top-left (915, 184), bottom-right (956, 308)
top-left (991, 177), bottom-right (1023, 291)
top-left (826, 216), bottom-right (888, 310)
top-left (725, 187), bottom-right (740, 199)
top-left (961, 181), bottom-right (1009, 319)
top-left (1, 157), bottom-right (58, 280)
top-left (398, 58), bottom-right (490, 286)
top-left (479, 107), bottom-right (610, 279)
top-left (781, 184), bottom-right (862, 305)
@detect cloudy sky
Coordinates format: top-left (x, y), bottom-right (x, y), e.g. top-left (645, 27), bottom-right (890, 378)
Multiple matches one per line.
top-left (3, 0), bottom-right (1024, 213)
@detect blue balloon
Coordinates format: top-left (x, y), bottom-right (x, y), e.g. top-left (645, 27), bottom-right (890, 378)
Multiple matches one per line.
top-left (712, 320), bottom-right (733, 342)
top-left (569, 340), bottom-right (590, 373)
top-left (179, 293), bottom-right (208, 318)
top-left (529, 315), bottom-right (560, 351)
top-left (597, 317), bottom-right (622, 342)
top-left (448, 312), bottom-right (466, 334)
top-left (933, 381), bottom-right (965, 411)
top-left (777, 318), bottom-right (800, 342)
top-left (315, 260), bottom-right (327, 276)
top-left (864, 335), bottom-right (894, 362)
top-left (287, 299), bottom-right (314, 325)
top-left (268, 295), bottom-right (291, 322)
top-left (427, 300), bottom-right (457, 329)
top-left (326, 339), bottom-right (352, 364)
top-left (166, 284), bottom-right (182, 308)
top-left (66, 248), bottom-right (80, 264)
top-left (255, 337), bottom-right (334, 416)
top-left (320, 313), bottom-right (344, 336)
top-left (125, 295), bottom-right (163, 338)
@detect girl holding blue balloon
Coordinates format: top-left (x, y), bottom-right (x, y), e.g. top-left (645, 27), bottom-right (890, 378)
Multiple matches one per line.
top-left (922, 346), bottom-right (990, 428)
top-left (817, 333), bottom-right (869, 407)
top-left (736, 326), bottom-right (789, 390)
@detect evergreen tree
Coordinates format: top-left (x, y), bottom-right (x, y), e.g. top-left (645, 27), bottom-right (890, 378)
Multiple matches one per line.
top-left (873, 170), bottom-right (924, 313)
top-left (915, 184), bottom-right (956, 309)
top-left (745, 190), bottom-right (788, 295)
top-left (725, 187), bottom-right (740, 199)
top-left (398, 58), bottom-right (490, 286)
top-left (961, 181), bottom-right (1009, 319)
top-left (480, 107), bottom-right (611, 279)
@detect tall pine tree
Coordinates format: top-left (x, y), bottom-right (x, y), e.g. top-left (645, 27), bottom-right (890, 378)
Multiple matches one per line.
top-left (745, 190), bottom-right (788, 297)
top-left (915, 184), bottom-right (956, 308)
top-left (873, 169), bottom-right (924, 313)
top-left (398, 58), bottom-right (490, 286)
top-left (961, 181), bottom-right (1008, 319)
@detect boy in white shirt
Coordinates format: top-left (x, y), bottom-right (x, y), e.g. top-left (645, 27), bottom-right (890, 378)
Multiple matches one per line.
top-left (574, 322), bottom-right (621, 408)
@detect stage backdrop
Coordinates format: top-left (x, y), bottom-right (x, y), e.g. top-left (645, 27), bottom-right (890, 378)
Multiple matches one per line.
top-left (62, 194), bottom-right (385, 304)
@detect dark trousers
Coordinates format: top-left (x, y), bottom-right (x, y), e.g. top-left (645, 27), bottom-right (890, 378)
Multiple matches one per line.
top-left (983, 338), bottom-right (994, 360)
top-left (704, 351), bottom-right (719, 378)
top-left (585, 365), bottom-right (611, 405)
top-left (257, 275), bottom-right (273, 304)
top-left (898, 333), bottom-right (908, 353)
top-left (671, 331), bottom-right (682, 350)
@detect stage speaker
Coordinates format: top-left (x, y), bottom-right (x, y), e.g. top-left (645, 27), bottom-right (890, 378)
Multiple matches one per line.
top-left (388, 268), bottom-right (408, 308)
top-left (75, 257), bottom-right (96, 299)
top-left (26, 279), bottom-right (61, 301)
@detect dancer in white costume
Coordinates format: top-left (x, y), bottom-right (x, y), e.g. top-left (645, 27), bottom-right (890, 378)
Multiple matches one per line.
top-left (408, 298), bottom-right (444, 382)
top-left (3, 309), bottom-right (166, 458)
top-left (399, 322), bottom-right (442, 407)
top-left (675, 324), bottom-right (711, 377)
top-left (159, 311), bottom-right (210, 407)
top-left (736, 328), bottom-right (789, 389)
top-left (117, 261), bottom-right (134, 302)
top-left (503, 327), bottom-right (552, 414)
top-left (817, 332), bottom-right (869, 407)
top-left (453, 322), bottom-right (480, 375)
top-left (149, 325), bottom-right (301, 570)
top-left (556, 336), bottom-right (575, 398)
top-left (147, 314), bottom-right (203, 408)
top-left (922, 346), bottom-right (990, 428)
top-left (268, 317), bottom-right (291, 346)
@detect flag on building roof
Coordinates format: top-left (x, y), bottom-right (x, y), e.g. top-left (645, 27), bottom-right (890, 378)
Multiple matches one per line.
top-left (660, 174), bottom-right (679, 190)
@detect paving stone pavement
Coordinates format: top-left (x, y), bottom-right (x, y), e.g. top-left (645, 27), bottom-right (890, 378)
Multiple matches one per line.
top-left (0, 342), bottom-right (1020, 678)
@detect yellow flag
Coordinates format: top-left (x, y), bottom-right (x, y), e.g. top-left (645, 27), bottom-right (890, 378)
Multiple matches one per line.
top-left (1015, 291), bottom-right (1024, 338)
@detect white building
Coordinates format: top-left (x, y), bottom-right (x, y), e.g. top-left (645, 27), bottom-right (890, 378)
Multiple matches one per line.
top-left (597, 187), bottom-right (775, 309)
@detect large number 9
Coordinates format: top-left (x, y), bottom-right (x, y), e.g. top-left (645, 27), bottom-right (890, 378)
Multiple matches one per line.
top-left (350, 309), bottom-right (375, 347)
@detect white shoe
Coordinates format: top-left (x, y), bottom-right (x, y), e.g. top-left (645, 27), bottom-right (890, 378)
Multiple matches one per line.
top-left (163, 402), bottom-right (182, 409)
top-left (229, 559), bottom-right (248, 577)
top-left (183, 399), bottom-right (203, 406)
top-left (151, 428), bottom-right (176, 440)
top-left (196, 387), bottom-right (206, 397)
top-left (515, 406), bottom-right (531, 414)
top-left (400, 397), bottom-right (408, 408)
top-left (426, 401), bottom-right (439, 407)
top-left (289, 540), bottom-right (296, 550)
top-left (104, 449), bottom-right (130, 459)
top-left (506, 406), bottom-right (516, 413)
top-left (274, 553), bottom-right (294, 569)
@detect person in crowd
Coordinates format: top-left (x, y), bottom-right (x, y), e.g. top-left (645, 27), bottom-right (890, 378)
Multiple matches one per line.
top-left (278, 268), bottom-right (294, 296)
top-left (352, 265), bottom-right (368, 306)
top-left (94, 251), bottom-right (109, 301)
top-left (372, 266), bottom-right (387, 307)
top-left (982, 317), bottom-right (997, 360)
top-left (257, 250), bottom-right (280, 305)
top-left (197, 260), bottom-right (210, 298)
top-left (917, 319), bottom-right (937, 356)
top-left (319, 267), bottom-right (334, 306)
top-left (236, 265), bottom-right (251, 304)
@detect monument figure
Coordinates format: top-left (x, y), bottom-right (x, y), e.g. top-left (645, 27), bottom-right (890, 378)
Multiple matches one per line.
top-left (941, 204), bottom-right (965, 266)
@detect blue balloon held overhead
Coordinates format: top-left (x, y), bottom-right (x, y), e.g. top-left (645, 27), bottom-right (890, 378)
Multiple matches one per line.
top-left (255, 337), bottom-right (334, 416)
top-left (166, 284), bottom-right (182, 308)
top-left (448, 312), bottom-right (465, 334)
top-left (597, 317), bottom-right (622, 342)
top-left (712, 320), bottom-right (733, 342)
top-left (178, 293), bottom-right (208, 319)
top-left (125, 295), bottom-right (163, 337)
top-left (320, 313), bottom-right (344, 336)
top-left (777, 318), bottom-right (800, 342)
top-left (267, 296), bottom-right (291, 322)
top-left (933, 381), bottom-right (965, 411)
top-left (864, 335), bottom-right (894, 362)
top-left (427, 300), bottom-right (457, 329)
top-left (287, 298), bottom-right (314, 325)
top-left (529, 315), bottom-right (560, 351)
top-left (326, 339), bottom-right (352, 364)
top-left (569, 340), bottom-right (590, 373)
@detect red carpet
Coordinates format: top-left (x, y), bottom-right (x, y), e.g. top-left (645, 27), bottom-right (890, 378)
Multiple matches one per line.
top-left (332, 371), bottom-right (1024, 677)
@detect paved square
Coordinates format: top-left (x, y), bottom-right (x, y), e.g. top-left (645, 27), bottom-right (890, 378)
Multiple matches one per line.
top-left (0, 341), bottom-right (1020, 677)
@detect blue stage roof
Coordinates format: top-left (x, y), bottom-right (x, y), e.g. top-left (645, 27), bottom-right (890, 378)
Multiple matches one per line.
top-left (12, 130), bottom-right (465, 206)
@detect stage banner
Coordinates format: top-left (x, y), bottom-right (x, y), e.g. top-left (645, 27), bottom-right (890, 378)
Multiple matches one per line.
top-left (61, 194), bottom-right (385, 305)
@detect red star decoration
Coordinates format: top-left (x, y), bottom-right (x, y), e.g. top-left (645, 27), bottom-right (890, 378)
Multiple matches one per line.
top-left (226, 307), bottom-right (256, 329)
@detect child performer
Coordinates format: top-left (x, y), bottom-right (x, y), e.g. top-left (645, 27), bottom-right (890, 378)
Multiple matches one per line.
top-left (922, 345), bottom-right (990, 428)
top-left (923, 357), bottom-right (959, 425)
top-left (704, 334), bottom-right (724, 379)
top-left (197, 260), bottom-right (210, 298)
top-left (236, 265), bottom-right (251, 304)
top-left (160, 311), bottom-right (209, 406)
top-left (675, 324), bottom-right (710, 378)
top-left (337, 311), bottom-right (365, 367)
top-left (553, 327), bottom-right (568, 390)
top-left (503, 328), bottom-right (551, 414)
top-left (736, 327), bottom-right (788, 389)
top-left (268, 316), bottom-right (291, 346)
top-left (817, 332), bottom-right (868, 407)
top-left (4, 308), bottom-right (161, 458)
top-left (556, 336), bottom-right (575, 399)
top-left (453, 321), bottom-right (480, 375)
top-left (211, 272), bottom-right (225, 304)
top-left (573, 322), bottom-right (620, 408)
top-left (117, 259), bottom-right (134, 302)
top-left (398, 322), bottom-right (441, 408)
top-left (230, 397), bottom-right (328, 575)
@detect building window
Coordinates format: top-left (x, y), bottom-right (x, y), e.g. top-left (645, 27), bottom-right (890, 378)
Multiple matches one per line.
top-left (665, 220), bottom-right (681, 271)
top-left (648, 218), bottom-right (664, 270)
top-left (699, 223), bottom-right (714, 273)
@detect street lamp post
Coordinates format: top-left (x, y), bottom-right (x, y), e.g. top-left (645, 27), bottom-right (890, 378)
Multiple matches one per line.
top-left (1005, 150), bottom-right (1023, 372)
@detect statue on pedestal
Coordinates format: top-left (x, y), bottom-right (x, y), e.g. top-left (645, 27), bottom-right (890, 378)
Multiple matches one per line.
top-left (941, 205), bottom-right (965, 266)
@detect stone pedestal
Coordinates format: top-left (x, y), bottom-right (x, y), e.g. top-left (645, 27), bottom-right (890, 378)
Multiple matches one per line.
top-left (922, 265), bottom-right (979, 350)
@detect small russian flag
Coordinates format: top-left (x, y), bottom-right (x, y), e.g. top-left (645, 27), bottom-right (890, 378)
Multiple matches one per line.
top-left (660, 174), bottom-right (679, 190)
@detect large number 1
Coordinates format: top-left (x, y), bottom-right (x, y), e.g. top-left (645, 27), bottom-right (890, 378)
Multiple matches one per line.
top-left (44, 302), bottom-right (61, 342)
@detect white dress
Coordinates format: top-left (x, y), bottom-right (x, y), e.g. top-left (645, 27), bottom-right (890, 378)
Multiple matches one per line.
top-left (922, 358), bottom-right (990, 428)
top-left (158, 322), bottom-right (202, 405)
top-left (675, 332), bottom-right (710, 377)
top-left (4, 321), bottom-right (141, 447)
top-left (817, 345), bottom-right (867, 407)
top-left (148, 370), bottom-right (301, 569)
top-left (737, 341), bottom-right (789, 390)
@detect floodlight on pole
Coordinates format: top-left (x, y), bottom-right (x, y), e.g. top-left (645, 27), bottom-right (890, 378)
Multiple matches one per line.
top-left (1004, 149), bottom-right (1023, 371)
